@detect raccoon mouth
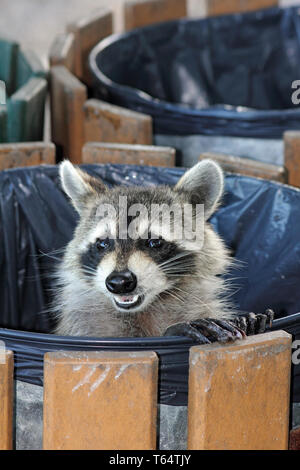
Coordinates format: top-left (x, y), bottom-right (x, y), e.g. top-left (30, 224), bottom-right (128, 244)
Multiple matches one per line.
top-left (113, 294), bottom-right (143, 310)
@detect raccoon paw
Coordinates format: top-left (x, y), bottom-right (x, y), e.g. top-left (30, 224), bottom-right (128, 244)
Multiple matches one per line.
top-left (163, 309), bottom-right (274, 344)
top-left (230, 309), bottom-right (274, 336)
top-left (163, 318), bottom-right (245, 344)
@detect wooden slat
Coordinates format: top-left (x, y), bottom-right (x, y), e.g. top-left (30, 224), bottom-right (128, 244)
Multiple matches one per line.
top-left (0, 39), bottom-right (19, 96)
top-left (82, 142), bottom-right (175, 166)
top-left (84, 99), bottom-right (152, 146)
top-left (7, 77), bottom-right (47, 142)
top-left (188, 331), bottom-right (291, 450)
top-left (124, 0), bottom-right (187, 30)
top-left (50, 65), bottom-right (87, 163)
top-left (49, 32), bottom-right (76, 74)
top-left (67, 8), bottom-right (113, 86)
top-left (284, 131), bottom-right (300, 187)
top-left (43, 351), bottom-right (158, 450)
top-left (199, 152), bottom-right (287, 182)
top-left (16, 49), bottom-right (47, 90)
top-left (205, 0), bottom-right (278, 16)
top-left (0, 350), bottom-right (13, 450)
top-left (0, 142), bottom-right (55, 170)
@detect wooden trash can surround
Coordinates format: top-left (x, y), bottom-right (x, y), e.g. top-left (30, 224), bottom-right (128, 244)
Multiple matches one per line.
top-left (0, 142), bottom-right (55, 170)
top-left (0, 38), bottom-right (47, 144)
top-left (200, 132), bottom-right (300, 187)
top-left (0, 331), bottom-right (294, 449)
top-left (0, 350), bottom-right (13, 450)
top-left (82, 142), bottom-right (175, 167)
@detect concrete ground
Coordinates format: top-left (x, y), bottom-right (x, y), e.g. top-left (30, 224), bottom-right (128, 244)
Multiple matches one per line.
top-left (1, 0), bottom-right (298, 67)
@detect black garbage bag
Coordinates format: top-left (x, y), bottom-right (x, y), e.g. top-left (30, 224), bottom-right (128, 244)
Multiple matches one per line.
top-left (89, 6), bottom-right (300, 139)
top-left (0, 164), bottom-right (299, 405)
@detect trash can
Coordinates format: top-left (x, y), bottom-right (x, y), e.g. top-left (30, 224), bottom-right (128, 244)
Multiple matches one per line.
top-left (0, 38), bottom-right (47, 143)
top-left (89, 6), bottom-right (300, 166)
top-left (0, 164), bottom-right (299, 449)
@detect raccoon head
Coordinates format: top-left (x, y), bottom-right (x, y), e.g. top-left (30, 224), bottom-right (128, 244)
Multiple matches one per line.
top-left (59, 160), bottom-right (224, 315)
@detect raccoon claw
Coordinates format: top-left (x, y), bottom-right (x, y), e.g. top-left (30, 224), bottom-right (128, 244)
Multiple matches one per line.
top-left (163, 319), bottom-right (244, 344)
top-left (190, 319), bottom-right (244, 343)
top-left (163, 309), bottom-right (274, 345)
top-left (231, 309), bottom-right (274, 336)
top-left (163, 322), bottom-right (212, 344)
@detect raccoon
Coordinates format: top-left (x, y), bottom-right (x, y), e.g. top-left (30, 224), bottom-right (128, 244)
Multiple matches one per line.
top-left (52, 159), bottom-right (272, 340)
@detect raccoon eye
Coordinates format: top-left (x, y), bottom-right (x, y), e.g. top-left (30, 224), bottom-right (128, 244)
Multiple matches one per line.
top-left (146, 238), bottom-right (163, 249)
top-left (96, 238), bottom-right (110, 251)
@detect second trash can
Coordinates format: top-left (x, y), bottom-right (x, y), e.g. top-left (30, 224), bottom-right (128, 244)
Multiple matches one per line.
top-left (89, 6), bottom-right (300, 166)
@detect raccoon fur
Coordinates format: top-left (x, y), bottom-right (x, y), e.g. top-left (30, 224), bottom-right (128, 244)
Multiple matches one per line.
top-left (52, 159), bottom-right (234, 338)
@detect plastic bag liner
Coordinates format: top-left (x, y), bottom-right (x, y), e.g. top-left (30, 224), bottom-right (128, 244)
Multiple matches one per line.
top-left (0, 164), bottom-right (300, 405)
top-left (89, 6), bottom-right (300, 139)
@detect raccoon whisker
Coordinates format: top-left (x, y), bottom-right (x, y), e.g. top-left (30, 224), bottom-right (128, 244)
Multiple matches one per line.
top-left (162, 272), bottom-right (196, 278)
top-left (157, 251), bottom-right (195, 268)
top-left (164, 289), bottom-right (185, 304)
top-left (82, 264), bottom-right (97, 272)
top-left (171, 286), bottom-right (216, 316)
top-left (82, 269), bottom-right (97, 277)
top-left (161, 264), bottom-right (197, 274)
top-left (161, 270), bottom-right (196, 276)
top-left (81, 265), bottom-right (98, 275)
top-left (198, 251), bottom-right (232, 262)
top-left (38, 253), bottom-right (61, 262)
top-left (35, 249), bottom-right (65, 261)
top-left (42, 247), bottom-right (65, 255)
top-left (161, 267), bottom-right (196, 273)
top-left (160, 262), bottom-right (197, 271)
top-left (161, 259), bottom-right (196, 266)
top-left (227, 286), bottom-right (242, 296)
top-left (162, 274), bottom-right (196, 277)
top-left (80, 286), bottom-right (97, 296)
top-left (161, 262), bottom-right (196, 269)
top-left (155, 293), bottom-right (175, 313)
top-left (224, 275), bottom-right (247, 282)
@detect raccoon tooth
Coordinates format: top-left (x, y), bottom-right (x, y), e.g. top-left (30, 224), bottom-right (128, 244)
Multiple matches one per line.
top-left (114, 294), bottom-right (139, 305)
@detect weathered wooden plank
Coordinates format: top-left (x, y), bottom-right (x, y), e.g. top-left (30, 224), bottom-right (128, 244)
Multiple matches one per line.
top-left (124, 0), bottom-right (187, 30)
top-left (7, 77), bottom-right (47, 142)
top-left (205, 0), bottom-right (278, 16)
top-left (16, 49), bottom-right (47, 90)
top-left (188, 331), bottom-right (291, 450)
top-left (49, 32), bottom-right (76, 74)
top-left (50, 65), bottom-right (87, 163)
top-left (0, 142), bottom-right (55, 170)
top-left (67, 8), bottom-right (113, 86)
top-left (0, 39), bottom-right (19, 96)
top-left (199, 152), bottom-right (287, 182)
top-left (84, 99), bottom-right (152, 145)
top-left (284, 131), bottom-right (300, 187)
top-left (82, 142), bottom-right (175, 166)
top-left (0, 350), bottom-right (14, 450)
top-left (43, 351), bottom-right (158, 450)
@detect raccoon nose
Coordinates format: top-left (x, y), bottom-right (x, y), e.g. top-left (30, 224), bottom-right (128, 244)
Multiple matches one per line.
top-left (106, 270), bottom-right (137, 294)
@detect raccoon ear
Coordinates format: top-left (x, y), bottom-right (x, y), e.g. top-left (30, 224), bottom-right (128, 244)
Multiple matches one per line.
top-left (59, 160), bottom-right (106, 213)
top-left (174, 159), bottom-right (224, 219)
